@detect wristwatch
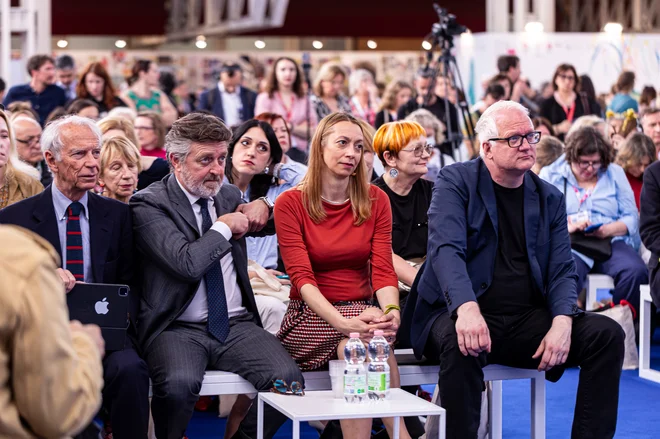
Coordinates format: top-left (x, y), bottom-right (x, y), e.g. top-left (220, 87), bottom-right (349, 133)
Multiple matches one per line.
top-left (259, 196), bottom-right (274, 215)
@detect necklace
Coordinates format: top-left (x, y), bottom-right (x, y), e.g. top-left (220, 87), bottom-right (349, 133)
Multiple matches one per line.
top-left (321, 195), bottom-right (349, 205)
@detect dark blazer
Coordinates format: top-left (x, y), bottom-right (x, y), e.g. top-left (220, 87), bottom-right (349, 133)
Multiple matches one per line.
top-left (640, 161), bottom-right (660, 308)
top-left (197, 85), bottom-right (257, 124)
top-left (401, 159), bottom-right (581, 357)
top-left (0, 185), bottom-right (136, 318)
top-left (129, 174), bottom-right (264, 352)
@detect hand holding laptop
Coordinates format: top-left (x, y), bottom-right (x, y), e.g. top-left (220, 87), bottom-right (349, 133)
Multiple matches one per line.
top-left (57, 268), bottom-right (79, 293)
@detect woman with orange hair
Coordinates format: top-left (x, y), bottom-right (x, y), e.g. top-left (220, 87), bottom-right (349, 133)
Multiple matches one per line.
top-left (275, 112), bottom-right (411, 439)
top-left (372, 120), bottom-right (434, 293)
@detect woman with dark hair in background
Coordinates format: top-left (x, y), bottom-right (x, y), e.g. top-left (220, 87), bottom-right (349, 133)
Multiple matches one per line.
top-left (540, 126), bottom-right (647, 313)
top-left (375, 80), bottom-right (413, 129)
top-left (76, 62), bottom-right (127, 117)
top-left (532, 116), bottom-right (556, 137)
top-left (255, 111), bottom-right (308, 170)
top-left (639, 86), bottom-right (657, 114)
top-left (540, 64), bottom-right (601, 140)
top-left (66, 99), bottom-right (100, 120)
top-left (120, 59), bottom-right (177, 126)
top-left (609, 71), bottom-right (638, 113)
top-left (579, 74), bottom-right (597, 102)
top-left (255, 57), bottom-right (317, 153)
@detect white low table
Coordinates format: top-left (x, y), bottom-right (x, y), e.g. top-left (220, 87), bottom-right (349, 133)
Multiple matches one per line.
top-left (257, 388), bottom-right (446, 439)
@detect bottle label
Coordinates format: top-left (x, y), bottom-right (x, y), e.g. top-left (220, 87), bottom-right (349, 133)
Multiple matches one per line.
top-left (344, 374), bottom-right (367, 395)
top-left (368, 372), bottom-right (390, 392)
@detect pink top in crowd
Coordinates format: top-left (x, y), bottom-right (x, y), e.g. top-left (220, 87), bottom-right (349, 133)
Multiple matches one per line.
top-left (254, 92), bottom-right (318, 151)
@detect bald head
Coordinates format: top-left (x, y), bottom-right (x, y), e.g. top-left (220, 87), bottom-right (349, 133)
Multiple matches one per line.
top-left (13, 116), bottom-right (43, 165)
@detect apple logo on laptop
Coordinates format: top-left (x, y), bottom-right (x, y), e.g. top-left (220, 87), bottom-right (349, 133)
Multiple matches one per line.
top-left (95, 298), bottom-right (109, 315)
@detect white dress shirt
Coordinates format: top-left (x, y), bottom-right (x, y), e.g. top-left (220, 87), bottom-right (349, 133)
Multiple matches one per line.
top-left (219, 82), bottom-right (243, 127)
top-left (175, 177), bottom-right (246, 322)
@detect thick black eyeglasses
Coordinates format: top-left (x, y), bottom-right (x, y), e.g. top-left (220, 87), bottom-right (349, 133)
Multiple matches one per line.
top-left (488, 131), bottom-right (542, 148)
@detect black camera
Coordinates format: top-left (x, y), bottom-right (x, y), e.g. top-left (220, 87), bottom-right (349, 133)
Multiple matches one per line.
top-left (430, 4), bottom-right (467, 43)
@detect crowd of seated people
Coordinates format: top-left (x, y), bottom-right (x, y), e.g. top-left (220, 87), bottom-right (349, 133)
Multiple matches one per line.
top-left (2, 50), bottom-right (660, 439)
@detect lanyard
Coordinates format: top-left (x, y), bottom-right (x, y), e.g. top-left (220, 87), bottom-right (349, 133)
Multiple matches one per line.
top-left (573, 186), bottom-right (592, 209)
top-left (276, 92), bottom-right (296, 123)
top-left (561, 101), bottom-right (576, 123)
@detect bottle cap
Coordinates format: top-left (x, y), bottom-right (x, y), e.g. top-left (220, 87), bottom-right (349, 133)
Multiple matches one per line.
top-left (374, 330), bottom-right (384, 336)
top-left (349, 332), bottom-right (360, 338)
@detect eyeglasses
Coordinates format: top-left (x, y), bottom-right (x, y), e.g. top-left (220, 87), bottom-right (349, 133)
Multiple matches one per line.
top-left (400, 144), bottom-right (434, 157)
top-left (270, 379), bottom-right (305, 396)
top-left (558, 73), bottom-right (576, 82)
top-left (488, 131), bottom-right (541, 148)
top-left (134, 126), bottom-right (155, 131)
top-left (577, 160), bottom-right (602, 170)
top-left (16, 136), bottom-right (40, 146)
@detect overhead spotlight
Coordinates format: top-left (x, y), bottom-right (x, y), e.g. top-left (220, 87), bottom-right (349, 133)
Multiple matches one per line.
top-left (115, 40), bottom-right (127, 49)
top-left (524, 21), bottom-right (544, 33)
top-left (255, 40), bottom-right (266, 49)
top-left (603, 22), bottom-right (623, 34)
top-left (57, 39), bottom-right (68, 49)
top-left (422, 41), bottom-right (433, 51)
top-left (195, 40), bottom-right (207, 49)
top-left (312, 40), bottom-right (324, 50)
top-left (367, 40), bottom-right (377, 49)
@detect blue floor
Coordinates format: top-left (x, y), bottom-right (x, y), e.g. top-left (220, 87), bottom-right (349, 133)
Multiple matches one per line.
top-left (186, 333), bottom-right (660, 438)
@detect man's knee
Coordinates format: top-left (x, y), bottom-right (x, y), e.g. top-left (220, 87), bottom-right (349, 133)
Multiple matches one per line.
top-left (254, 354), bottom-right (303, 391)
top-left (590, 314), bottom-right (626, 361)
top-left (105, 349), bottom-right (150, 388)
top-left (154, 369), bottom-right (204, 404)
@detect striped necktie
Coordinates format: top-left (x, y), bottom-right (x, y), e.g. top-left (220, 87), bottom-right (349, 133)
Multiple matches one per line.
top-left (65, 201), bottom-right (85, 281)
top-left (197, 198), bottom-right (230, 342)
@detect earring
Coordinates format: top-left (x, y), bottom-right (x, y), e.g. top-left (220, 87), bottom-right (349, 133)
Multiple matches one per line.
top-left (264, 166), bottom-right (270, 174)
top-left (389, 168), bottom-right (399, 178)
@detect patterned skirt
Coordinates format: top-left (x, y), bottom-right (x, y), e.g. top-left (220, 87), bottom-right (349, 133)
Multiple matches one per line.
top-left (277, 299), bottom-right (377, 371)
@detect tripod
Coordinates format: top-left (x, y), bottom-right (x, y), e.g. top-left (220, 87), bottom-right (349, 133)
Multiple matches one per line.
top-left (423, 9), bottom-right (476, 160)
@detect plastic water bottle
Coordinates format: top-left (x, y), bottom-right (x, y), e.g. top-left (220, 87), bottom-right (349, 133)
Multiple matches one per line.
top-left (343, 332), bottom-right (367, 403)
top-left (367, 330), bottom-right (390, 400)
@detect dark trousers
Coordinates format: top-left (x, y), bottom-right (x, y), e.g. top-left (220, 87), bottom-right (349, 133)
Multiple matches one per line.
top-left (424, 308), bottom-right (625, 439)
top-left (102, 338), bottom-right (150, 439)
top-left (145, 313), bottom-right (303, 439)
top-left (573, 240), bottom-right (648, 313)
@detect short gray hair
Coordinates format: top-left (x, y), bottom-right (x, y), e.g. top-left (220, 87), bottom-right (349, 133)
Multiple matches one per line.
top-left (41, 115), bottom-right (102, 160)
top-left (475, 100), bottom-right (530, 158)
top-left (166, 112), bottom-right (232, 162)
top-left (348, 69), bottom-right (374, 96)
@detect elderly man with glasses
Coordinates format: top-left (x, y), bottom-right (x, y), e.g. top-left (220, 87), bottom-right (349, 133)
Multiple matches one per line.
top-left (401, 100), bottom-right (625, 439)
top-left (13, 116), bottom-right (52, 187)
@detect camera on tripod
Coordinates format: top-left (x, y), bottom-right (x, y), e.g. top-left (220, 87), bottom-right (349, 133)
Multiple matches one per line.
top-left (430, 4), bottom-right (467, 45)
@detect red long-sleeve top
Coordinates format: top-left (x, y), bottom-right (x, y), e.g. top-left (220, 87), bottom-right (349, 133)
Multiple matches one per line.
top-left (274, 185), bottom-right (398, 302)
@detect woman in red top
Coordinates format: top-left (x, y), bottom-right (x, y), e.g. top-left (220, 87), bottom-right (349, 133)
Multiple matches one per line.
top-left (275, 112), bottom-right (410, 439)
top-left (616, 132), bottom-right (657, 210)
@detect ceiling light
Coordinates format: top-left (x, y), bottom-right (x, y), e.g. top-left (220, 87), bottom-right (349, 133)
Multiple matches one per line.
top-left (312, 40), bottom-right (324, 50)
top-left (525, 21), bottom-right (544, 33)
top-left (115, 40), bottom-right (127, 49)
top-left (195, 40), bottom-right (207, 49)
top-left (57, 39), bottom-right (68, 48)
top-left (254, 40), bottom-right (266, 49)
top-left (422, 41), bottom-right (433, 51)
top-left (367, 40), bottom-right (377, 49)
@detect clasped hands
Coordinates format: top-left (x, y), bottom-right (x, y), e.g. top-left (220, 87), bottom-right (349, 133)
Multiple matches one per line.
top-left (217, 200), bottom-right (270, 239)
top-left (455, 301), bottom-right (572, 372)
top-left (340, 307), bottom-right (399, 343)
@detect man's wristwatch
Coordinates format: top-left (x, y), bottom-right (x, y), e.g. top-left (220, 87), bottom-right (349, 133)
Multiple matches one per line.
top-left (259, 196), bottom-right (274, 215)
